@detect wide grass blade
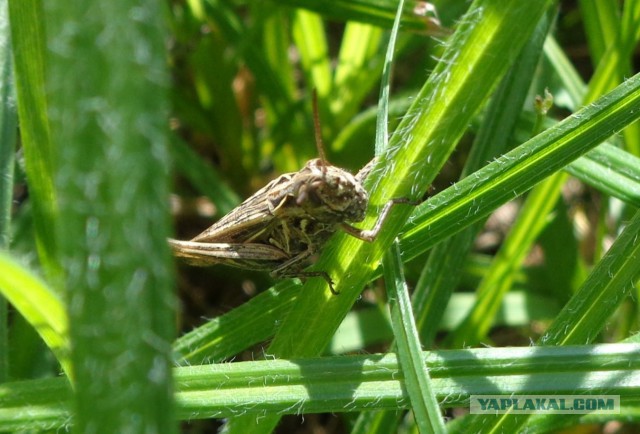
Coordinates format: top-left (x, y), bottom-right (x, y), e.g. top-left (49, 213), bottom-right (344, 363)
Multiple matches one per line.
top-left (43, 0), bottom-right (177, 432)
top-left (2, 344), bottom-right (640, 431)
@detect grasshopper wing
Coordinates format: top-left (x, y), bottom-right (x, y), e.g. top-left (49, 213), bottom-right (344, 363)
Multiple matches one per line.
top-left (190, 173), bottom-right (295, 243)
top-left (168, 239), bottom-right (288, 269)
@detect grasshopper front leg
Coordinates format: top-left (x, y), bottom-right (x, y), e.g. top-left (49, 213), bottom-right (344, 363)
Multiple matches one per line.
top-left (339, 198), bottom-right (419, 242)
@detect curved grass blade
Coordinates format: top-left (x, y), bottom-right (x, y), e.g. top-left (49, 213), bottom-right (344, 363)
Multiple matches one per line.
top-left (0, 252), bottom-right (70, 377)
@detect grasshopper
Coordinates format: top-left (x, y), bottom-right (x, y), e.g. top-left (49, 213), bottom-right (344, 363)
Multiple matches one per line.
top-left (169, 93), bottom-right (413, 294)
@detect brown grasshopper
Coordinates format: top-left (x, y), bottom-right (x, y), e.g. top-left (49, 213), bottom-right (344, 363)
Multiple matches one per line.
top-left (169, 94), bottom-right (412, 294)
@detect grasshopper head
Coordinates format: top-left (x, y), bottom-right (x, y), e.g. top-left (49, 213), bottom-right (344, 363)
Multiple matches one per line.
top-left (288, 91), bottom-right (368, 223)
top-left (294, 158), bottom-right (368, 223)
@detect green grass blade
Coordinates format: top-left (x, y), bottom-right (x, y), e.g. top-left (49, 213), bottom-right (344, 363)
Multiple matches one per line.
top-left (332, 22), bottom-right (384, 126)
top-left (412, 9), bottom-right (554, 347)
top-left (8, 0), bottom-right (62, 284)
top-left (0, 252), bottom-right (70, 376)
top-left (173, 286), bottom-right (562, 366)
top-left (373, 0), bottom-right (402, 155)
top-left (579, 0), bottom-right (619, 64)
top-left (567, 144), bottom-right (640, 206)
top-left (170, 137), bottom-right (241, 217)
top-left (3, 344), bottom-right (640, 431)
top-left (462, 209), bottom-right (640, 433)
top-left (262, 8), bottom-right (297, 99)
top-left (293, 10), bottom-right (331, 97)
top-left (0, 0), bottom-right (14, 251)
top-left (0, 0), bottom-right (16, 383)
top-left (543, 36), bottom-right (586, 106)
top-left (542, 209), bottom-right (640, 346)
top-left (275, 0), bottom-right (433, 31)
top-left (44, 0), bottom-right (177, 432)
top-left (356, 2), bottom-right (440, 430)
top-left (384, 241), bottom-right (445, 433)
top-left (172, 282), bottom-right (299, 364)
top-left (0, 376), bottom-right (72, 432)
top-left (582, 0), bottom-right (640, 155)
top-left (400, 72), bottom-right (640, 260)
top-left (197, 0), bottom-right (293, 118)
top-left (447, 172), bottom-right (568, 348)
top-left (583, 0), bottom-right (640, 105)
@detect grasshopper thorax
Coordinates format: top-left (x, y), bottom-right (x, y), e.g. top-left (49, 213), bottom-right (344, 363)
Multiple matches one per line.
top-left (290, 158), bottom-right (368, 223)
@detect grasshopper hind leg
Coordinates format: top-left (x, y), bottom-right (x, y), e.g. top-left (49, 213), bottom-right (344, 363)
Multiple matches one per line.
top-left (272, 269), bottom-right (338, 295)
top-left (269, 264), bottom-right (340, 295)
top-left (270, 249), bottom-right (338, 294)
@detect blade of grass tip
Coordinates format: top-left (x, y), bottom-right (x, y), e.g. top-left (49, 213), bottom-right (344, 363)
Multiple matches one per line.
top-left (374, 0), bottom-right (402, 155)
top-left (384, 241), bottom-right (445, 434)
top-left (0, 0), bottom-right (17, 382)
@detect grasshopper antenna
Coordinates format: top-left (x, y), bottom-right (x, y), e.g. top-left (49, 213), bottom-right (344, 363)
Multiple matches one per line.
top-left (311, 89), bottom-right (329, 171)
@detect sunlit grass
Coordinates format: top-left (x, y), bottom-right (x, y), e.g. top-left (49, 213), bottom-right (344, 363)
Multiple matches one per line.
top-left (2, 0), bottom-right (640, 433)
